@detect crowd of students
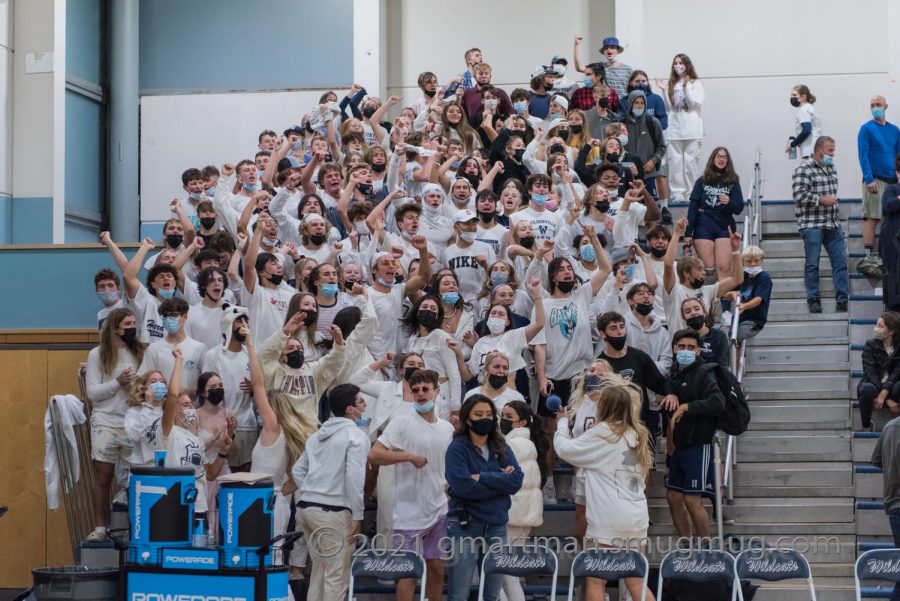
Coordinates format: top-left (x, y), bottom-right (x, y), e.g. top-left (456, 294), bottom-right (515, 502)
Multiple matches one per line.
top-left (83, 38), bottom-right (777, 601)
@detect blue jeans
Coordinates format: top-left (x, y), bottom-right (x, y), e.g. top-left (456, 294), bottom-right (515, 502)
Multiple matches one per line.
top-left (890, 509), bottom-right (900, 600)
top-left (445, 517), bottom-right (507, 601)
top-left (799, 227), bottom-right (849, 304)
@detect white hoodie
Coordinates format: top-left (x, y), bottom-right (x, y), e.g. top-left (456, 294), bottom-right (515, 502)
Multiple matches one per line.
top-left (505, 428), bottom-right (543, 528)
top-left (293, 417), bottom-right (370, 520)
top-left (624, 310), bottom-right (673, 377)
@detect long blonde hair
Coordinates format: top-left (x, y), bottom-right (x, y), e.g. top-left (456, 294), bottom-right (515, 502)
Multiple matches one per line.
top-left (99, 308), bottom-right (146, 377)
top-left (269, 391), bottom-right (318, 486)
top-left (587, 384), bottom-right (653, 476)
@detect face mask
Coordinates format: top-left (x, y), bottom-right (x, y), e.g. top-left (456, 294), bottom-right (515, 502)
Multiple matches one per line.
top-left (676, 350), bottom-right (697, 367)
top-left (199, 217), bottom-right (216, 230)
top-left (556, 130), bottom-right (570, 139)
top-left (873, 107), bottom-right (886, 120)
top-left (789, 97), bottom-right (800, 108)
top-left (606, 152), bottom-right (620, 163)
top-left (302, 311), bottom-right (317, 327)
top-left (596, 200), bottom-right (610, 213)
top-left (649, 246), bottom-right (667, 259)
top-left (206, 187), bottom-right (217, 198)
top-left (487, 317), bottom-right (507, 334)
top-left (362, 105), bottom-right (377, 119)
top-left (617, 134), bottom-right (629, 147)
top-left (519, 236), bottom-right (535, 249)
top-left (625, 264), bottom-right (636, 280)
top-left (469, 418), bottom-right (494, 436)
top-left (423, 89), bottom-right (436, 98)
top-left (557, 280), bottom-right (575, 294)
top-left (286, 350), bottom-right (304, 369)
top-left (580, 244), bottom-right (597, 262)
top-left (441, 291), bottom-right (460, 305)
top-left (605, 334), bottom-right (627, 351)
top-left (584, 373), bottom-right (603, 390)
top-left (180, 408), bottom-right (198, 427)
top-left (513, 100), bottom-right (528, 114)
top-left (206, 388), bottom-right (225, 405)
top-left (418, 310), bottom-right (440, 329)
top-left (97, 290), bottom-right (120, 306)
top-left (458, 230), bottom-right (476, 244)
top-left (598, 97), bottom-right (610, 109)
top-left (484, 99), bottom-right (498, 110)
top-left (291, 139), bottom-right (304, 151)
top-left (532, 193), bottom-right (549, 206)
top-left (875, 329), bottom-right (887, 341)
top-left (490, 271), bottom-right (508, 286)
top-left (242, 181), bottom-right (260, 193)
top-left (149, 382), bottom-right (168, 402)
top-left (257, 170), bottom-right (266, 181)
top-left (499, 418), bottom-right (514, 435)
top-left (357, 183), bottom-right (373, 196)
top-left (549, 143), bottom-right (566, 155)
top-left (690, 277), bottom-right (704, 290)
top-left (745, 266), bottom-right (763, 276)
top-left (545, 199), bottom-right (559, 211)
top-left (232, 328), bottom-right (246, 343)
top-left (673, 64), bottom-right (686, 76)
top-left (477, 210), bottom-right (494, 223)
top-left (461, 172), bottom-right (480, 187)
top-left (513, 148), bottom-right (526, 161)
top-left (263, 236), bottom-right (279, 248)
top-left (163, 316), bottom-right (182, 334)
top-left (570, 124), bottom-right (583, 135)
top-left (549, 112), bottom-right (561, 121)
top-left (686, 315), bottom-right (706, 330)
top-left (608, 188), bottom-right (619, 199)
top-left (268, 273), bottom-right (284, 286)
top-left (309, 234), bottom-right (327, 246)
top-left (635, 302), bottom-right (654, 316)
top-left (403, 367), bottom-right (418, 382)
top-left (188, 192), bottom-right (202, 202)
top-left (166, 234), bottom-right (184, 248)
top-left (157, 287), bottom-right (175, 300)
top-left (355, 415), bottom-right (371, 428)
top-left (377, 276), bottom-right (395, 288)
top-left (414, 400), bottom-right (435, 414)
top-left (371, 162), bottom-right (386, 174)
top-left (120, 327), bottom-right (137, 343)
top-left (820, 155), bottom-right (834, 167)
top-left (632, 107), bottom-right (645, 118)
top-left (582, 77), bottom-right (593, 88)
top-left (321, 283), bottom-right (339, 298)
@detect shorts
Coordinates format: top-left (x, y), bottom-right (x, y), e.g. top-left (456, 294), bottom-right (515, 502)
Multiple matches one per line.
top-left (228, 428), bottom-right (260, 467)
top-left (692, 213), bottom-right (731, 241)
top-left (736, 320), bottom-right (762, 342)
top-left (393, 513), bottom-right (448, 561)
top-left (90, 424), bottom-right (133, 464)
top-left (665, 442), bottom-right (714, 498)
top-left (862, 179), bottom-right (888, 219)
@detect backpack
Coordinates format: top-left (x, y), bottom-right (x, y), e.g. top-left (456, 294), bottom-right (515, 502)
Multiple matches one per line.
top-left (701, 363), bottom-right (751, 436)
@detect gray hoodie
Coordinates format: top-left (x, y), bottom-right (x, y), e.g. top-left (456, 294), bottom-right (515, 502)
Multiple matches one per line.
top-left (293, 416), bottom-right (370, 520)
top-left (872, 416), bottom-right (900, 513)
top-left (624, 90), bottom-right (667, 173)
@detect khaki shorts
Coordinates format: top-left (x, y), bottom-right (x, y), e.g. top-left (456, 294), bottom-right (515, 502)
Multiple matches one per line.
top-left (862, 179), bottom-right (888, 219)
top-left (90, 424), bottom-right (133, 464)
top-left (228, 427), bottom-right (260, 468)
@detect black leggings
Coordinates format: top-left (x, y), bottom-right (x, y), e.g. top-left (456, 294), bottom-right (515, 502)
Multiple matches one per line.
top-left (858, 381), bottom-right (900, 427)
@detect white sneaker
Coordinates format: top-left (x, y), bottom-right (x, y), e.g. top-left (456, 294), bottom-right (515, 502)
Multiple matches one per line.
top-left (85, 528), bottom-right (108, 542)
top-left (720, 310), bottom-right (733, 328)
top-left (112, 489), bottom-right (128, 507)
top-left (542, 478), bottom-right (558, 505)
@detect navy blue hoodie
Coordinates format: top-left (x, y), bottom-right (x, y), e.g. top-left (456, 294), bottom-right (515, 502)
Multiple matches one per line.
top-left (445, 435), bottom-right (523, 526)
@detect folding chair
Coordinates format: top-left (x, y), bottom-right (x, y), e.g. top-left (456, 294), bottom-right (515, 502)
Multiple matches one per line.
top-left (736, 548), bottom-right (816, 601)
top-left (348, 548), bottom-right (426, 601)
top-left (479, 544), bottom-right (558, 601)
top-left (855, 548), bottom-right (900, 601)
top-left (657, 548), bottom-right (743, 601)
top-left (567, 547), bottom-right (649, 601)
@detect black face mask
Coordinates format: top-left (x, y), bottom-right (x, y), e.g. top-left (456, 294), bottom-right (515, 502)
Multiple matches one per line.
top-left (606, 153), bottom-right (620, 163)
top-left (418, 310), bottom-right (440, 329)
top-left (477, 210), bottom-right (494, 223)
top-left (403, 367), bottom-right (418, 382)
top-left (635, 302), bottom-right (654, 316)
top-left (499, 418), bottom-right (514, 435)
top-left (206, 388), bottom-right (225, 405)
top-left (686, 315), bottom-right (706, 330)
top-left (423, 89), bottom-right (436, 98)
top-left (310, 234), bottom-right (327, 246)
top-left (649, 246), bottom-right (667, 259)
top-left (302, 311), bottom-right (318, 327)
top-left (120, 328), bottom-right (137, 344)
top-left (605, 335), bottom-right (627, 351)
top-left (344, 279), bottom-right (358, 291)
top-left (598, 97), bottom-right (610, 109)
top-left (362, 105), bottom-right (377, 119)
top-left (557, 280), bottom-right (575, 294)
top-left (371, 163), bottom-right (386, 174)
top-left (556, 130), bottom-right (569, 139)
top-left (690, 277), bottom-right (705, 290)
top-left (790, 97), bottom-right (800, 108)
top-left (549, 143), bottom-right (566, 155)
top-left (199, 217), bottom-right (216, 230)
top-left (286, 350), bottom-right (304, 369)
top-left (596, 200), bottom-right (610, 213)
top-left (461, 172), bottom-right (480, 186)
top-left (166, 234), bottom-right (184, 248)
top-left (569, 124), bottom-right (583, 135)
top-left (469, 418), bottom-right (494, 436)
top-left (519, 236), bottom-right (535, 249)
top-left (357, 183), bottom-right (373, 196)
top-left (232, 329), bottom-right (246, 343)
top-left (513, 148), bottom-right (526, 161)
top-left (488, 374), bottom-right (507, 390)
top-left (268, 273), bottom-right (284, 286)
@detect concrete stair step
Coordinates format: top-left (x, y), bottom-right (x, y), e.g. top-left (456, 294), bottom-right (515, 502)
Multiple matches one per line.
top-left (746, 362), bottom-right (850, 373)
top-left (747, 344), bottom-right (849, 364)
top-left (853, 431), bottom-right (881, 462)
top-left (769, 276), bottom-right (836, 298)
top-left (856, 465), bottom-right (884, 499)
top-left (753, 320), bottom-right (848, 340)
top-left (729, 497), bottom-right (854, 524)
top-left (748, 400), bottom-right (849, 429)
top-left (743, 373), bottom-right (849, 394)
top-left (857, 500), bottom-right (891, 536)
top-left (751, 389), bottom-right (852, 400)
top-left (851, 275), bottom-right (883, 295)
top-left (737, 430), bottom-right (850, 461)
top-left (735, 462), bottom-right (852, 490)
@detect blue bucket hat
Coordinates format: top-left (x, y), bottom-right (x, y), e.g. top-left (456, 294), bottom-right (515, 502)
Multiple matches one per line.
top-left (601, 37), bottom-right (624, 52)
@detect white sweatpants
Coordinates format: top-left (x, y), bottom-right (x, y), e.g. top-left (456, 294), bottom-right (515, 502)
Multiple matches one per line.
top-left (666, 138), bottom-right (703, 200)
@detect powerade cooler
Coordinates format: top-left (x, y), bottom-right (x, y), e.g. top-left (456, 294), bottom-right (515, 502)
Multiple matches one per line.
top-left (218, 477), bottom-right (275, 568)
top-left (128, 466), bottom-right (197, 565)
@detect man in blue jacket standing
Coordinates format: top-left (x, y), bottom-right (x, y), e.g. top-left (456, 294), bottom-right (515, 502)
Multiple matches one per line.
top-left (858, 95), bottom-right (900, 271)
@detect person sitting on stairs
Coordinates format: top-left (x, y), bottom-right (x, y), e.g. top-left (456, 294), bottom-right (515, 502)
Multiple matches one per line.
top-left (858, 311), bottom-right (900, 432)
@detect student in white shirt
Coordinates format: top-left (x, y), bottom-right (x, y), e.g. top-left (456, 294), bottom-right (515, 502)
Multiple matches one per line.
top-left (463, 351), bottom-right (526, 410)
top-left (441, 209), bottom-right (497, 302)
top-left (138, 298), bottom-right (207, 393)
top-left (403, 295), bottom-right (463, 418)
top-left (243, 223), bottom-right (297, 346)
top-left (418, 183), bottom-right (456, 254)
top-left (94, 268), bottom-right (126, 330)
top-left (786, 84), bottom-right (821, 160)
top-left (184, 267), bottom-right (231, 349)
top-left (121, 238), bottom-right (181, 344)
top-left (508, 174), bottom-right (564, 245)
top-left (474, 189), bottom-right (509, 256)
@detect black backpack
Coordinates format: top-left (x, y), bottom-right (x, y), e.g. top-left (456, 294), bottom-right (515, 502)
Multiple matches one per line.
top-left (700, 363), bottom-right (751, 435)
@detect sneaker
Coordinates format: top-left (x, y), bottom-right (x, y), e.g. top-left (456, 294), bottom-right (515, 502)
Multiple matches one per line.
top-left (85, 528), bottom-right (108, 542)
top-left (836, 301), bottom-right (848, 312)
top-left (808, 299), bottom-right (822, 314)
top-left (659, 206), bottom-right (673, 226)
top-left (112, 489), bottom-right (128, 508)
top-left (721, 310), bottom-right (733, 328)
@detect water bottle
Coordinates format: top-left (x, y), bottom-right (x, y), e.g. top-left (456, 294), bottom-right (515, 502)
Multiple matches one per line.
top-left (193, 517), bottom-right (206, 548)
top-left (788, 137), bottom-right (797, 160)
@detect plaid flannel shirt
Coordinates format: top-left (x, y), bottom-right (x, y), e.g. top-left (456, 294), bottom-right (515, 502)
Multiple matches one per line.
top-left (792, 158), bottom-right (840, 230)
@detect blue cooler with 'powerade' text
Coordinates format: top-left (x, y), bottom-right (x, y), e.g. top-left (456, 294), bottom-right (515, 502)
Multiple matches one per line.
top-left (218, 477), bottom-right (275, 568)
top-left (128, 466), bottom-right (197, 565)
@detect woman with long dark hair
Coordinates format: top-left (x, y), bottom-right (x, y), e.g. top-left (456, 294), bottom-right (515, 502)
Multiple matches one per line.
top-left (403, 294), bottom-right (462, 415)
top-left (445, 394), bottom-right (523, 601)
top-left (858, 312), bottom-right (900, 431)
top-left (655, 53), bottom-right (704, 202)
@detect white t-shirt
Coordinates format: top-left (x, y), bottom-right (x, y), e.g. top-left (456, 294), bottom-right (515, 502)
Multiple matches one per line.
top-left (161, 425), bottom-right (209, 513)
top-left (377, 413), bottom-right (454, 530)
top-left (244, 282), bottom-right (296, 346)
top-left (382, 232), bottom-right (436, 273)
top-left (138, 337), bottom-right (208, 393)
top-left (202, 346), bottom-right (255, 429)
top-left (509, 208), bottom-right (564, 245)
top-left (440, 242), bottom-right (496, 302)
top-left (531, 284), bottom-right (596, 380)
top-left (610, 198), bottom-right (647, 246)
top-left (85, 346), bottom-right (140, 427)
top-left (794, 103), bottom-right (821, 158)
top-left (468, 327), bottom-right (529, 379)
top-left (663, 281), bottom-right (720, 334)
top-left (368, 284), bottom-right (407, 358)
top-left (464, 386), bottom-right (525, 411)
top-left (128, 286), bottom-right (165, 344)
top-left (185, 303), bottom-right (228, 350)
top-left (475, 223), bottom-right (508, 257)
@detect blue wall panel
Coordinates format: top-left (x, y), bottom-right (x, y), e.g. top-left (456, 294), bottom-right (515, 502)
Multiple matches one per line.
top-left (65, 91), bottom-right (105, 215)
top-left (0, 194), bottom-right (11, 244)
top-left (66, 0), bottom-right (104, 84)
top-left (10, 197), bottom-right (53, 244)
top-left (139, 0), bottom-right (353, 94)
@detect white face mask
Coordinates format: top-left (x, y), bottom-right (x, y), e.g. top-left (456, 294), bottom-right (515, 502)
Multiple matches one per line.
top-left (744, 266), bottom-right (763, 276)
top-left (458, 230), bottom-right (476, 243)
top-left (674, 64), bottom-right (687, 76)
top-left (423, 203), bottom-right (443, 218)
top-left (484, 98), bottom-right (498, 110)
top-left (180, 408), bottom-right (198, 427)
top-left (607, 188), bottom-right (619, 199)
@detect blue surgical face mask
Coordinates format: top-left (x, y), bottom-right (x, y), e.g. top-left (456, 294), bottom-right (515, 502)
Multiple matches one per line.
top-left (441, 291), bottom-right (460, 305)
top-left (242, 181), bottom-right (259, 193)
top-left (97, 290), bottom-right (120, 306)
top-left (321, 283), bottom-right (339, 298)
top-left (820, 155), bottom-right (834, 167)
top-left (188, 192), bottom-right (201, 202)
top-left (580, 244), bottom-right (597, 262)
top-left (149, 382), bottom-right (168, 402)
top-left (582, 77), bottom-right (593, 88)
top-left (257, 170), bottom-right (265, 180)
top-left (414, 400), bottom-right (435, 414)
top-left (205, 186), bottom-right (216, 198)
top-left (355, 416), bottom-right (371, 428)
top-left (675, 350), bottom-right (697, 367)
top-left (490, 271), bottom-right (508, 286)
top-left (291, 140), bottom-right (303, 151)
top-left (163, 316), bottom-right (182, 334)
top-left (157, 288), bottom-right (175, 300)
top-left (549, 113), bottom-right (561, 121)
top-left (532, 193), bottom-right (549, 205)
top-left (632, 107), bottom-right (645, 118)
top-left (872, 107), bottom-right (886, 120)
top-left (377, 276), bottom-right (395, 287)
top-left (513, 101), bottom-right (528, 115)
top-left (625, 264), bottom-right (636, 279)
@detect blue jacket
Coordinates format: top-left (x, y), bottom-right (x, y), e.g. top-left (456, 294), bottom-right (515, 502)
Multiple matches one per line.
top-left (445, 436), bottom-right (523, 526)
top-left (858, 120), bottom-right (900, 183)
top-left (686, 177), bottom-right (745, 235)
